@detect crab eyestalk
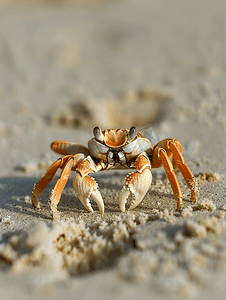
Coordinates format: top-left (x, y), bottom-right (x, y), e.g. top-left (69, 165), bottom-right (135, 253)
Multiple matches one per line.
top-left (93, 126), bottom-right (104, 142)
top-left (129, 126), bottom-right (137, 140)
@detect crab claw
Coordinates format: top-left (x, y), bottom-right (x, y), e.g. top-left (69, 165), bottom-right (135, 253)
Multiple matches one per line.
top-left (119, 168), bottom-right (152, 212)
top-left (73, 172), bottom-right (104, 214)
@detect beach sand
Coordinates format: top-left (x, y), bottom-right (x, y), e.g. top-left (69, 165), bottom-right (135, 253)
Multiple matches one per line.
top-left (0, 0), bottom-right (225, 299)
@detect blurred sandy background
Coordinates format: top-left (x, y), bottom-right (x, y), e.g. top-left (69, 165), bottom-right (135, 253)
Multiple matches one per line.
top-left (0, 0), bottom-right (225, 299)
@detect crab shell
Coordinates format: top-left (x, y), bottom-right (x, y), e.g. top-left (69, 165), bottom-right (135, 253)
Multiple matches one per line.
top-left (88, 128), bottom-right (153, 169)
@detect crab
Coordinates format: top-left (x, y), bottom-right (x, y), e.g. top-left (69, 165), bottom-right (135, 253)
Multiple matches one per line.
top-left (32, 126), bottom-right (197, 216)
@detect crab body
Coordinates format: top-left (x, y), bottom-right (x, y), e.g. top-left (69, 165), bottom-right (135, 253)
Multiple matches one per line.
top-left (88, 128), bottom-right (152, 170)
top-left (32, 126), bottom-right (197, 217)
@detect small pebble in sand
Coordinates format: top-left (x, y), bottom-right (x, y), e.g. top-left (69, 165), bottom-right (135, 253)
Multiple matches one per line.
top-left (0, 215), bottom-right (13, 224)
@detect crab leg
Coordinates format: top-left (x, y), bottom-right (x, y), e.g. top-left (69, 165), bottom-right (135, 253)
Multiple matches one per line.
top-left (32, 155), bottom-right (71, 209)
top-left (32, 153), bottom-right (86, 210)
top-left (51, 141), bottom-right (90, 156)
top-left (169, 140), bottom-right (197, 203)
top-left (48, 157), bottom-right (75, 214)
top-left (158, 149), bottom-right (183, 211)
top-left (73, 156), bottom-right (105, 214)
top-left (119, 152), bottom-right (152, 212)
top-left (152, 139), bottom-right (197, 210)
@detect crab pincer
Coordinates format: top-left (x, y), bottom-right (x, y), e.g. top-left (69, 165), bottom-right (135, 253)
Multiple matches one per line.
top-left (119, 153), bottom-right (152, 211)
top-left (73, 172), bottom-right (104, 214)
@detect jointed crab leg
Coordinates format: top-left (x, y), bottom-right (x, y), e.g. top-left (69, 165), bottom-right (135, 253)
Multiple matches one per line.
top-left (48, 157), bottom-right (75, 213)
top-left (169, 140), bottom-right (197, 202)
top-left (153, 139), bottom-right (197, 211)
top-left (51, 141), bottom-right (90, 156)
top-left (158, 149), bottom-right (183, 211)
top-left (119, 152), bottom-right (152, 212)
top-left (32, 155), bottom-right (71, 209)
top-left (32, 153), bottom-right (86, 211)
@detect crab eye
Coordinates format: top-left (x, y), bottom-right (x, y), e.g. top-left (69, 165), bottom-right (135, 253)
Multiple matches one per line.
top-left (129, 126), bottom-right (137, 139)
top-left (93, 126), bottom-right (102, 140)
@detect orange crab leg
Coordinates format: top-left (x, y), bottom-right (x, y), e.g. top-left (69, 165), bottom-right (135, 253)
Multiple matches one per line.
top-left (159, 149), bottom-right (183, 211)
top-left (48, 157), bottom-right (75, 213)
top-left (51, 141), bottom-right (90, 156)
top-left (31, 155), bottom-right (71, 209)
top-left (169, 140), bottom-right (197, 202)
top-left (32, 153), bottom-right (86, 210)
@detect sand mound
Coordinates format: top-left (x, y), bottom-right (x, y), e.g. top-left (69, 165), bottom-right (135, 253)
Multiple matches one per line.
top-left (1, 210), bottom-right (225, 297)
top-left (46, 89), bottom-right (173, 130)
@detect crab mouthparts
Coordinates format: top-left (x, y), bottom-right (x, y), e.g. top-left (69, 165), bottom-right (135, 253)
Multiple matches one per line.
top-left (108, 150), bottom-right (126, 166)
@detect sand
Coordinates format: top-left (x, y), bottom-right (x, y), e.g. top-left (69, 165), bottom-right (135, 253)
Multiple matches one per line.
top-left (0, 0), bottom-right (225, 299)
